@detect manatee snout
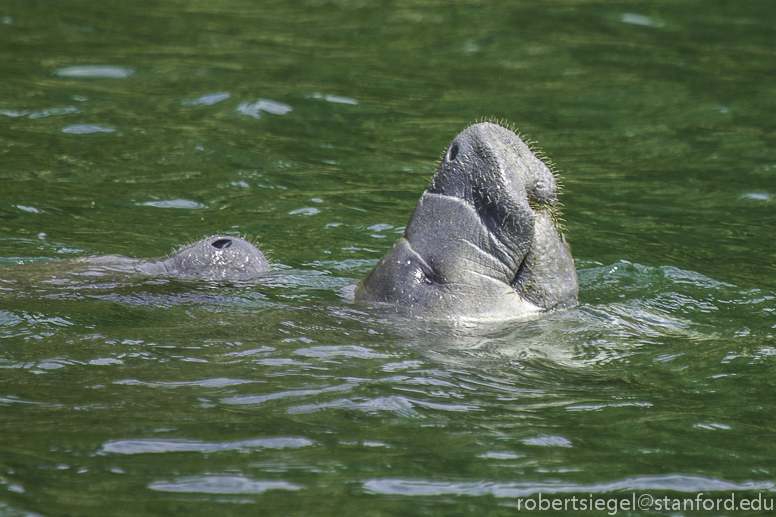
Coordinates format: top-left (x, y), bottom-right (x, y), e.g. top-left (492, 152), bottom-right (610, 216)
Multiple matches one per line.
top-left (354, 122), bottom-right (579, 319)
top-left (139, 235), bottom-right (269, 280)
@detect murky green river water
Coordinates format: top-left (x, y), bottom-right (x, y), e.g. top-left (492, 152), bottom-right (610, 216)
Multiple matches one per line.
top-left (1, 1), bottom-right (775, 515)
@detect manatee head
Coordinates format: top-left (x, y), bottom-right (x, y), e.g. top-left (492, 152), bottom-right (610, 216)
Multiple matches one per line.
top-left (139, 235), bottom-right (270, 280)
top-left (354, 122), bottom-right (578, 319)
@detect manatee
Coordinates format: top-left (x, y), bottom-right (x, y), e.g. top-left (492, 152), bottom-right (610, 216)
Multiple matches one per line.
top-left (354, 122), bottom-right (578, 319)
top-left (80, 235), bottom-right (269, 281)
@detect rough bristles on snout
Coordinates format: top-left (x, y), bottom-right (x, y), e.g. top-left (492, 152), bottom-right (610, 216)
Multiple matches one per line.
top-left (354, 122), bottom-right (578, 319)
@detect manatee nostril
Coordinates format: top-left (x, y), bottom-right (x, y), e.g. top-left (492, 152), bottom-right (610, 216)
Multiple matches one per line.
top-left (447, 143), bottom-right (459, 162)
top-left (211, 238), bottom-right (233, 249)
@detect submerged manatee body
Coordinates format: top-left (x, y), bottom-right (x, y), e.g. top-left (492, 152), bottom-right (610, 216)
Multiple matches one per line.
top-left (354, 122), bottom-right (578, 319)
top-left (83, 235), bottom-right (270, 281)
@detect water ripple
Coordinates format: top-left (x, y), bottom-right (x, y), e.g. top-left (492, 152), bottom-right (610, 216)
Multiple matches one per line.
top-left (294, 345), bottom-right (394, 360)
top-left (363, 475), bottom-right (775, 497)
top-left (149, 476), bottom-right (301, 494)
top-left (522, 435), bottom-right (572, 448)
top-left (310, 92), bottom-right (358, 105)
top-left (114, 378), bottom-right (260, 388)
top-left (103, 437), bottom-right (312, 455)
top-left (222, 383), bottom-right (354, 406)
top-left (55, 65), bottom-right (134, 78)
top-left (288, 395), bottom-right (420, 417)
top-left (142, 199), bottom-right (204, 209)
top-left (237, 99), bottom-right (292, 119)
top-left (62, 124), bottom-right (114, 134)
top-left (182, 92), bottom-right (230, 106)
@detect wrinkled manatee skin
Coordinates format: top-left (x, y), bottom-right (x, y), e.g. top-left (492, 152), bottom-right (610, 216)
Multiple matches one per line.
top-left (137, 235), bottom-right (269, 280)
top-left (512, 211), bottom-right (578, 311)
top-left (354, 122), bottom-right (578, 319)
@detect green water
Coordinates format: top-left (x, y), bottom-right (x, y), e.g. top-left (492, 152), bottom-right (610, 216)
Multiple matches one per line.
top-left (1, 1), bottom-right (775, 515)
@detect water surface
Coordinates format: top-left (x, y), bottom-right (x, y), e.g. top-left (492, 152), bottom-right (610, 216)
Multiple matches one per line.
top-left (1, 1), bottom-right (775, 515)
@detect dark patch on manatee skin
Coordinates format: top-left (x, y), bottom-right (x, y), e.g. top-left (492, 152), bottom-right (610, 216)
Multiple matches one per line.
top-left (354, 122), bottom-right (578, 319)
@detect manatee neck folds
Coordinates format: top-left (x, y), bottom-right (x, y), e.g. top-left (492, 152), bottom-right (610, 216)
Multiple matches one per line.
top-left (354, 122), bottom-right (578, 320)
top-left (137, 235), bottom-right (269, 281)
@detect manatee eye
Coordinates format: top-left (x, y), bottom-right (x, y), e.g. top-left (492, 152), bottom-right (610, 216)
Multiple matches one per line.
top-left (211, 238), bottom-right (233, 249)
top-left (447, 142), bottom-right (459, 162)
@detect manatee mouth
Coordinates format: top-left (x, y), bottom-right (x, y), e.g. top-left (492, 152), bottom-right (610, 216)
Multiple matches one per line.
top-left (211, 238), bottom-right (233, 250)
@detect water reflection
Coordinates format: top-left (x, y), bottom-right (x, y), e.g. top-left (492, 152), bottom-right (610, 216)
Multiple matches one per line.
top-left (236, 99), bottom-right (292, 119)
top-left (62, 124), bottom-right (115, 134)
top-left (363, 475), bottom-right (775, 497)
top-left (2, 0), bottom-right (776, 512)
top-left (55, 66), bottom-right (134, 78)
top-left (182, 92), bottom-right (231, 106)
top-left (149, 476), bottom-right (301, 494)
top-left (103, 437), bottom-right (312, 454)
